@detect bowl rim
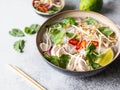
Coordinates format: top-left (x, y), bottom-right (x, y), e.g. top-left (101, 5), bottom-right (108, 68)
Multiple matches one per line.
top-left (32, 0), bottom-right (65, 15)
top-left (36, 10), bottom-right (120, 73)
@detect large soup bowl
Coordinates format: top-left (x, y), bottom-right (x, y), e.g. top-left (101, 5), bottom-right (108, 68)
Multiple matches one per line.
top-left (36, 10), bottom-right (120, 77)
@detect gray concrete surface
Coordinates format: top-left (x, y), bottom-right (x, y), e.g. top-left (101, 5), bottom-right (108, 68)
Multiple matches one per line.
top-left (0, 0), bottom-right (120, 90)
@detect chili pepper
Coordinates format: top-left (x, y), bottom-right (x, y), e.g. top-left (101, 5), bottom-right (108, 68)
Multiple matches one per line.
top-left (68, 38), bottom-right (79, 45)
top-left (91, 41), bottom-right (99, 46)
top-left (42, 6), bottom-right (48, 11)
top-left (76, 40), bottom-right (87, 50)
top-left (37, 6), bottom-right (45, 12)
top-left (37, 5), bottom-right (48, 12)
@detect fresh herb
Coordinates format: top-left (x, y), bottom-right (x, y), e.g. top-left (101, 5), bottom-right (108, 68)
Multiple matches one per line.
top-left (9, 24), bottom-right (40, 53)
top-left (13, 40), bottom-right (25, 53)
top-left (64, 17), bottom-right (78, 26)
top-left (44, 54), bottom-right (60, 66)
top-left (98, 27), bottom-right (114, 37)
top-left (84, 17), bottom-right (98, 25)
top-left (50, 22), bottom-right (66, 29)
top-left (85, 42), bottom-right (101, 70)
top-left (59, 54), bottom-right (71, 68)
top-left (9, 28), bottom-right (25, 37)
top-left (44, 54), bottom-right (71, 68)
top-left (74, 35), bottom-right (80, 40)
top-left (66, 32), bottom-right (74, 38)
top-left (24, 24), bottom-right (40, 35)
top-left (49, 29), bottom-right (65, 45)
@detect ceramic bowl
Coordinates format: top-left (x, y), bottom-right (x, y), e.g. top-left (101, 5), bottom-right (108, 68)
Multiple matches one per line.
top-left (36, 10), bottom-right (120, 77)
top-left (32, 0), bottom-right (65, 16)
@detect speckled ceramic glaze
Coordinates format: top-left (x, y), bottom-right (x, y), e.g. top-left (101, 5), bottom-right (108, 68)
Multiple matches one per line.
top-left (36, 10), bottom-right (120, 77)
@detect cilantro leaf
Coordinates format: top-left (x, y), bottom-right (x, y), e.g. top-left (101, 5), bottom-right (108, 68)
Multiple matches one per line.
top-left (44, 54), bottom-right (71, 69)
top-left (64, 17), bottom-right (78, 26)
top-left (13, 40), bottom-right (25, 53)
top-left (84, 17), bottom-right (98, 25)
top-left (98, 27), bottom-right (114, 37)
top-left (59, 54), bottom-right (71, 68)
top-left (85, 42), bottom-right (101, 70)
top-left (9, 28), bottom-right (25, 37)
top-left (66, 32), bottom-right (74, 38)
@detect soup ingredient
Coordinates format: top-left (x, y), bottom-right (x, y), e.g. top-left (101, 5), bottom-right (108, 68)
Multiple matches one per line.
top-left (13, 40), bottom-right (25, 53)
top-left (85, 42), bottom-right (101, 70)
top-left (76, 40), bottom-right (87, 50)
top-left (44, 54), bottom-right (71, 68)
top-left (64, 17), bottom-right (77, 26)
top-left (84, 17), bottom-right (98, 25)
top-left (68, 38), bottom-right (79, 45)
top-left (95, 48), bottom-right (114, 66)
top-left (24, 24), bottom-right (40, 35)
top-left (80, 0), bottom-right (103, 12)
top-left (9, 28), bottom-right (25, 37)
top-left (98, 27), bottom-right (114, 37)
top-left (66, 32), bottom-right (74, 38)
top-left (49, 29), bottom-right (65, 45)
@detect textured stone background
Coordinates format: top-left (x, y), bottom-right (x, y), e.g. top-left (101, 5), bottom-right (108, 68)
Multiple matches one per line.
top-left (0, 0), bottom-right (120, 90)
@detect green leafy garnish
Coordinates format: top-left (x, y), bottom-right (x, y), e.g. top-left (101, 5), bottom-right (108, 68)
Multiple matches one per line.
top-left (98, 27), bottom-right (114, 37)
top-left (84, 17), bottom-right (98, 25)
top-left (13, 40), bottom-right (25, 53)
top-left (44, 54), bottom-right (71, 68)
top-left (64, 17), bottom-right (78, 26)
top-left (85, 42), bottom-right (101, 70)
top-left (49, 29), bottom-right (65, 45)
top-left (9, 28), bottom-right (25, 37)
top-left (50, 22), bottom-right (66, 29)
top-left (66, 32), bottom-right (74, 38)
top-left (24, 24), bottom-right (40, 35)
top-left (74, 35), bottom-right (80, 40)
top-left (59, 54), bottom-right (71, 68)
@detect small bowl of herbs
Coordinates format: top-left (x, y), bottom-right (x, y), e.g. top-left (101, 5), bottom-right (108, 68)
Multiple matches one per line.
top-left (32, 0), bottom-right (65, 15)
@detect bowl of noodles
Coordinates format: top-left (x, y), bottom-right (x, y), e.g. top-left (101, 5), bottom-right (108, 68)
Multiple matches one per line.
top-left (36, 10), bottom-right (120, 77)
top-left (32, 0), bottom-right (65, 15)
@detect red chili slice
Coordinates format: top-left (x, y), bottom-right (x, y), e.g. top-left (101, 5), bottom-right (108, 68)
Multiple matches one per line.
top-left (68, 38), bottom-right (79, 45)
top-left (76, 40), bottom-right (87, 50)
top-left (91, 41), bottom-right (99, 46)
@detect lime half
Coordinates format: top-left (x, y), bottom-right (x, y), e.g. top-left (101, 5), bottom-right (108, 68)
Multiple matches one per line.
top-left (95, 48), bottom-right (114, 66)
top-left (80, 0), bottom-right (103, 12)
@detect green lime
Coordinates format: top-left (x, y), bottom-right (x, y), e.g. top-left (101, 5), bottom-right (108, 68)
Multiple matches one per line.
top-left (80, 0), bottom-right (103, 12)
top-left (95, 48), bottom-right (114, 66)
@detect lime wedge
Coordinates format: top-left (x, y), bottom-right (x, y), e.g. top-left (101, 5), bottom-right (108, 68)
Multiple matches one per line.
top-left (95, 48), bottom-right (114, 66)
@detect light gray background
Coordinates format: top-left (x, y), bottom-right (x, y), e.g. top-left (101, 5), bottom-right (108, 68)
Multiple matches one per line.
top-left (0, 0), bottom-right (120, 90)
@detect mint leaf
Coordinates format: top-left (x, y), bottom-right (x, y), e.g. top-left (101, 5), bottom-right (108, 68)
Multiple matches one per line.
top-left (24, 24), bottom-right (40, 35)
top-left (9, 28), bottom-right (25, 37)
top-left (13, 40), bottom-right (25, 53)
top-left (98, 27), bottom-right (114, 37)
top-left (84, 17), bottom-right (98, 25)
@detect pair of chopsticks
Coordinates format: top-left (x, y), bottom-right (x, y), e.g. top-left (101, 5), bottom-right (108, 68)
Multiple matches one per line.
top-left (8, 65), bottom-right (46, 90)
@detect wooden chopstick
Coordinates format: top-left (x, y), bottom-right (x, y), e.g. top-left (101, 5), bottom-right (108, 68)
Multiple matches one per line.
top-left (8, 65), bottom-right (46, 90)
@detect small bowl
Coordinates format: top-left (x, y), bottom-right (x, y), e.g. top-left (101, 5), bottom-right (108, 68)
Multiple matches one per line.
top-left (32, 0), bottom-right (65, 16)
top-left (36, 10), bottom-right (120, 77)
